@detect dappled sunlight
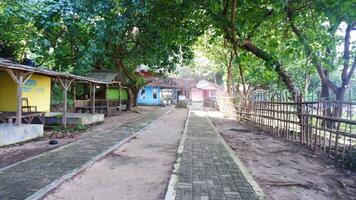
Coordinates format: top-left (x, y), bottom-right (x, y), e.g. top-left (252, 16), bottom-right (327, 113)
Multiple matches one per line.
top-left (205, 109), bottom-right (236, 121)
top-left (190, 110), bottom-right (206, 117)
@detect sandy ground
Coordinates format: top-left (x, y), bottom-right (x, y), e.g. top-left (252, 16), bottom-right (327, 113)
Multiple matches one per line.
top-left (44, 108), bottom-right (187, 200)
top-left (0, 106), bottom-right (157, 169)
top-left (207, 110), bottom-right (356, 200)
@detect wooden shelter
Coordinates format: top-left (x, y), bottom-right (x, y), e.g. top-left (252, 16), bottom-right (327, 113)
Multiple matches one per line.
top-left (0, 58), bottom-right (108, 129)
top-left (74, 71), bottom-right (128, 116)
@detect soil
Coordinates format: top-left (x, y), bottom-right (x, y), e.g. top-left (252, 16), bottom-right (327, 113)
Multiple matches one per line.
top-left (207, 110), bottom-right (356, 200)
top-left (0, 106), bottom-right (158, 169)
top-left (44, 108), bottom-right (187, 200)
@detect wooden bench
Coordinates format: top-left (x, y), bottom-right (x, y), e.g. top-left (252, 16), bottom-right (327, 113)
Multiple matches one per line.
top-left (0, 112), bottom-right (45, 124)
top-left (22, 98), bottom-right (37, 112)
top-left (74, 99), bottom-right (125, 116)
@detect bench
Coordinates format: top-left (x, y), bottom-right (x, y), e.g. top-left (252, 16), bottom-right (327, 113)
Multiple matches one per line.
top-left (0, 112), bottom-right (45, 124)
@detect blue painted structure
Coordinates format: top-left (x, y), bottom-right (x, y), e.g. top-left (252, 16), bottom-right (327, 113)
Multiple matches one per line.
top-left (137, 86), bottom-right (161, 105)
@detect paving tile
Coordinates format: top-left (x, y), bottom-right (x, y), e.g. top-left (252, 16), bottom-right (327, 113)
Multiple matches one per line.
top-left (0, 107), bottom-right (170, 200)
top-left (175, 110), bottom-right (258, 200)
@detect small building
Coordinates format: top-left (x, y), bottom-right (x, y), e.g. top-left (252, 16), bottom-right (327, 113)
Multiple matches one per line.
top-left (191, 80), bottom-right (223, 102)
top-left (0, 72), bottom-right (51, 112)
top-left (172, 77), bottom-right (196, 100)
top-left (137, 77), bottom-right (178, 106)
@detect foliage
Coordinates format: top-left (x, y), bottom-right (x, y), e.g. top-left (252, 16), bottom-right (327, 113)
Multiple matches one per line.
top-left (0, 0), bottom-right (355, 103)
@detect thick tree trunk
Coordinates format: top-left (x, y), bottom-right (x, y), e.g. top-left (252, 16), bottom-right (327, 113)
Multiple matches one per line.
top-left (320, 80), bottom-right (333, 127)
top-left (126, 87), bottom-right (139, 110)
top-left (126, 88), bottom-right (132, 111)
top-left (334, 87), bottom-right (346, 117)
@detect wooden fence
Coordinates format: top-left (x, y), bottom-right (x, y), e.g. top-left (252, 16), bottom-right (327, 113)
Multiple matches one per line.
top-left (212, 96), bottom-right (356, 167)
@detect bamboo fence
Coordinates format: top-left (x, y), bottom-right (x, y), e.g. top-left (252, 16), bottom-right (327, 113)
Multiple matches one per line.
top-left (211, 94), bottom-right (356, 166)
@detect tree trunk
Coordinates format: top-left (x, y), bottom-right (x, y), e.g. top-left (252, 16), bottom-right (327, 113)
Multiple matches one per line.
top-left (320, 80), bottom-right (332, 128)
top-left (241, 40), bottom-right (302, 103)
top-left (227, 51), bottom-right (233, 96)
top-left (126, 87), bottom-right (139, 110)
top-left (132, 87), bottom-right (138, 107)
top-left (334, 87), bottom-right (346, 117)
top-left (238, 64), bottom-right (246, 97)
top-left (304, 72), bottom-right (310, 100)
top-left (126, 88), bottom-right (132, 111)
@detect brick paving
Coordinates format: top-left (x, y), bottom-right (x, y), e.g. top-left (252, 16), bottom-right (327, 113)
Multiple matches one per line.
top-left (0, 107), bottom-right (171, 200)
top-left (175, 110), bottom-right (259, 200)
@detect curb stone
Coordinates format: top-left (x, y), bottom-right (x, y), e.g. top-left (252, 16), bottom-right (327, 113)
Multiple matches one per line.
top-left (206, 114), bottom-right (266, 200)
top-left (26, 107), bottom-right (175, 200)
top-left (164, 108), bottom-right (191, 200)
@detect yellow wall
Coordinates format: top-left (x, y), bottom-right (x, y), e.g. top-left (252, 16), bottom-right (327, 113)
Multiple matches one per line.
top-left (0, 71), bottom-right (51, 112)
top-left (0, 71), bottom-right (17, 111)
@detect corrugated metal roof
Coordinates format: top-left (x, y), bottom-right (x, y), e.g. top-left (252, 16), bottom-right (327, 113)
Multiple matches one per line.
top-left (146, 77), bottom-right (179, 88)
top-left (0, 58), bottom-right (108, 84)
top-left (86, 72), bottom-right (120, 82)
top-left (86, 71), bottom-right (128, 86)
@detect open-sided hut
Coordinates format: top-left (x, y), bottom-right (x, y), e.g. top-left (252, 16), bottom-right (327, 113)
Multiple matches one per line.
top-left (80, 71), bottom-right (128, 116)
top-left (0, 58), bottom-right (107, 145)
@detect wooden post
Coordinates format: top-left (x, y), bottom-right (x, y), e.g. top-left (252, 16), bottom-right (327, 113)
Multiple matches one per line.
top-left (91, 83), bottom-right (96, 114)
top-left (73, 82), bottom-right (77, 112)
top-left (6, 69), bottom-right (33, 125)
top-left (119, 83), bottom-right (122, 113)
top-left (106, 84), bottom-right (110, 117)
top-left (58, 78), bottom-right (75, 129)
top-left (63, 87), bottom-right (68, 127)
top-left (16, 75), bottom-right (23, 125)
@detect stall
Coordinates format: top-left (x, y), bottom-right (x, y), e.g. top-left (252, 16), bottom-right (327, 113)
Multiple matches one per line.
top-left (0, 58), bottom-right (108, 145)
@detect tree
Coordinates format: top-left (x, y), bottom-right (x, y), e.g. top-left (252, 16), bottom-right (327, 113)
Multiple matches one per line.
top-left (2, 0), bottom-right (207, 109)
top-left (189, 0), bottom-right (303, 103)
top-left (285, 0), bottom-right (356, 116)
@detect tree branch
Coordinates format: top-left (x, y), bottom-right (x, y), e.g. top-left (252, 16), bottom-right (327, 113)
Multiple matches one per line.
top-left (247, 9), bottom-right (273, 39)
top-left (286, 6), bottom-right (339, 93)
top-left (341, 22), bottom-right (356, 82)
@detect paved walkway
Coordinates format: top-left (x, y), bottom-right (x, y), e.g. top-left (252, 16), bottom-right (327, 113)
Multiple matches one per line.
top-left (0, 107), bottom-right (171, 200)
top-left (175, 110), bottom-right (259, 200)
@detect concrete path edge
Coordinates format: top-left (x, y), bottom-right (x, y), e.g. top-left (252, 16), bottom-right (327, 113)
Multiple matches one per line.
top-left (25, 107), bottom-right (175, 200)
top-left (206, 115), bottom-right (266, 200)
top-left (164, 108), bottom-right (191, 200)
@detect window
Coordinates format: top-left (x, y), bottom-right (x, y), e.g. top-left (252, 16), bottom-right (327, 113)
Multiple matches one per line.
top-left (140, 89), bottom-right (146, 99)
top-left (153, 89), bottom-right (158, 99)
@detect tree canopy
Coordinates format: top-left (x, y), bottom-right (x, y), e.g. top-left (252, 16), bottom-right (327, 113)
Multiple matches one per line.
top-left (0, 0), bottom-right (355, 107)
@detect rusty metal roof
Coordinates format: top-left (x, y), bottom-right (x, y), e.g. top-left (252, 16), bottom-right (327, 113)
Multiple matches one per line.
top-left (146, 77), bottom-right (179, 88)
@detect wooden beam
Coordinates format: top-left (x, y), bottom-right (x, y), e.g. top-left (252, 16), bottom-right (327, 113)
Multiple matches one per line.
top-left (5, 69), bottom-right (33, 125)
top-left (58, 77), bottom-right (75, 128)
top-left (6, 69), bottom-right (20, 84)
top-left (106, 84), bottom-right (110, 117)
top-left (73, 82), bottom-right (76, 111)
top-left (16, 74), bottom-right (23, 125)
top-left (119, 83), bottom-right (122, 113)
top-left (23, 72), bottom-right (33, 84)
top-left (91, 84), bottom-right (96, 114)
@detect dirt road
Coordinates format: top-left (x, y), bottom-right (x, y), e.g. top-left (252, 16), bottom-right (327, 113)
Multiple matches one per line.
top-left (208, 110), bottom-right (356, 200)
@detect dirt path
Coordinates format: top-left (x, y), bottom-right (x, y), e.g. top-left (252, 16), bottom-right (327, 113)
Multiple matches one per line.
top-left (44, 108), bottom-right (187, 200)
top-left (207, 110), bottom-right (356, 200)
top-left (0, 106), bottom-right (157, 169)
